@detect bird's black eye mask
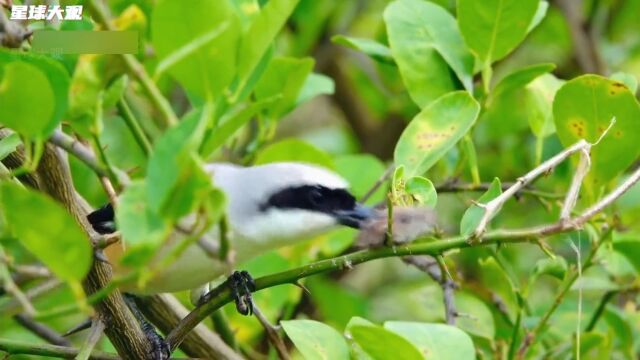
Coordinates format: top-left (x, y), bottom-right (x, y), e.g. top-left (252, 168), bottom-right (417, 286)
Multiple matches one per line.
top-left (260, 185), bottom-right (356, 215)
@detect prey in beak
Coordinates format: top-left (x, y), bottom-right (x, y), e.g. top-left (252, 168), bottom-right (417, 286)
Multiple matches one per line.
top-left (334, 203), bottom-right (375, 229)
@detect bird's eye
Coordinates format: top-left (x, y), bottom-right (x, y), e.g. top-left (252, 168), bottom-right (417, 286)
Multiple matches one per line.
top-left (309, 188), bottom-right (324, 206)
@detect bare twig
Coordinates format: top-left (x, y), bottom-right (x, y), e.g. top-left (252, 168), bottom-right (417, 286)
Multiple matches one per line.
top-left (76, 319), bottom-right (106, 360)
top-left (49, 130), bottom-right (109, 178)
top-left (556, 0), bottom-right (606, 74)
top-left (13, 314), bottom-right (71, 347)
top-left (472, 139), bottom-right (591, 239)
top-left (0, 278), bottom-right (61, 316)
top-left (253, 305), bottom-right (290, 360)
top-left (0, 338), bottom-right (119, 360)
top-left (403, 255), bottom-right (457, 324)
top-left (360, 165), bottom-right (394, 203)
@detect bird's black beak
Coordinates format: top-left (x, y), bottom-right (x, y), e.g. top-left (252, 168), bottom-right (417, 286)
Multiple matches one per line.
top-left (334, 204), bottom-right (375, 229)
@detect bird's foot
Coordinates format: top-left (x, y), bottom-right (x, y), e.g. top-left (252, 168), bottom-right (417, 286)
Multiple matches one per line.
top-left (229, 270), bottom-right (256, 316)
top-left (141, 320), bottom-right (171, 360)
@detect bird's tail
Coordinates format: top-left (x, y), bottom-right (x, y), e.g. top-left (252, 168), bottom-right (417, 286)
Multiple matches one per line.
top-left (87, 203), bottom-right (116, 234)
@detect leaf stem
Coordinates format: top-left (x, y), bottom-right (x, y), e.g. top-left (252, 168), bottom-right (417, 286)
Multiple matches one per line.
top-left (116, 98), bottom-right (152, 156)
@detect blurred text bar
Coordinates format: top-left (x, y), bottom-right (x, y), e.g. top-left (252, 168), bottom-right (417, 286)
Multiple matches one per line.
top-left (32, 31), bottom-right (138, 54)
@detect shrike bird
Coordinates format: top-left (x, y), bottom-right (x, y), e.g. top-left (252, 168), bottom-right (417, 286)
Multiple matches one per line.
top-left (87, 162), bottom-right (374, 298)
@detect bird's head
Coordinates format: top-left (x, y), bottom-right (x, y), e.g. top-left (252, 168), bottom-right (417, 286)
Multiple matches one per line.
top-left (209, 162), bottom-right (374, 249)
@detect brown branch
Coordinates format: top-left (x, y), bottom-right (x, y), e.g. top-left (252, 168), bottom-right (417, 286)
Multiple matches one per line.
top-left (555, 0), bottom-right (606, 74)
top-left (134, 294), bottom-right (243, 360)
top-left (1, 130), bottom-right (153, 359)
top-left (0, 338), bottom-right (119, 360)
top-left (13, 314), bottom-right (71, 347)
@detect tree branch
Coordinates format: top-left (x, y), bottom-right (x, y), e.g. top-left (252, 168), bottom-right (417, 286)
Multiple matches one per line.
top-left (0, 338), bottom-right (119, 360)
top-left (1, 131), bottom-right (154, 359)
top-left (13, 314), bottom-right (71, 347)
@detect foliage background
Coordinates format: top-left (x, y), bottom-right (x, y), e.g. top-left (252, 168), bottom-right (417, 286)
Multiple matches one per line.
top-left (1, 0), bottom-right (640, 359)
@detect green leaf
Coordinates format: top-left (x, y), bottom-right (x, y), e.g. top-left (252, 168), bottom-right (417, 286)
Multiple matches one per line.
top-left (116, 181), bottom-right (170, 266)
top-left (334, 154), bottom-right (386, 204)
top-left (526, 74), bottom-right (563, 138)
top-left (331, 35), bottom-right (393, 63)
top-left (610, 71), bottom-right (638, 94)
top-left (0, 183), bottom-right (91, 282)
top-left (394, 91), bottom-right (480, 177)
top-left (384, 0), bottom-right (474, 107)
top-left (0, 50), bottom-right (69, 137)
top-left (0, 132), bottom-right (20, 161)
top-left (384, 321), bottom-right (476, 360)
top-left (613, 237), bottom-right (640, 274)
top-left (152, 0), bottom-right (240, 99)
top-left (533, 256), bottom-right (568, 280)
top-left (460, 178), bottom-right (502, 236)
top-left (296, 73), bottom-right (335, 106)
top-left (146, 108), bottom-right (209, 215)
top-left (254, 139), bottom-right (334, 169)
top-left (478, 256), bottom-right (518, 320)
top-left (553, 74), bottom-right (640, 187)
top-left (405, 176), bottom-right (437, 208)
top-left (350, 324), bottom-right (423, 360)
top-left (491, 63), bottom-right (555, 101)
top-left (457, 0), bottom-right (539, 63)
top-left (281, 320), bottom-right (350, 360)
top-left (603, 305), bottom-right (634, 357)
top-left (200, 96), bottom-right (281, 157)
top-left (237, 0), bottom-right (300, 82)
top-left (102, 76), bottom-right (128, 109)
top-left (527, 1), bottom-right (549, 33)
top-left (254, 56), bottom-right (314, 119)
top-left (0, 62), bottom-right (55, 139)
top-left (455, 291), bottom-right (496, 340)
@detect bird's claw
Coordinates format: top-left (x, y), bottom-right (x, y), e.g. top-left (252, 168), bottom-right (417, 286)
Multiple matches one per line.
top-left (229, 270), bottom-right (256, 316)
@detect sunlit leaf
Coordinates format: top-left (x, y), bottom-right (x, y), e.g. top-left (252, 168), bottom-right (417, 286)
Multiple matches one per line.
top-left (152, 0), bottom-right (240, 99)
top-left (385, 0), bottom-right (474, 107)
top-left (394, 91), bottom-right (480, 177)
top-left (460, 178), bottom-right (501, 236)
top-left (385, 321), bottom-right (476, 360)
top-left (237, 0), bottom-right (300, 82)
top-left (0, 132), bottom-right (20, 161)
top-left (553, 74), bottom-right (640, 188)
top-left (254, 56), bottom-right (314, 119)
top-left (490, 63), bottom-right (555, 101)
top-left (0, 183), bottom-right (91, 282)
top-left (610, 71), bottom-right (638, 94)
top-left (254, 139), bottom-right (334, 169)
top-left (0, 62), bottom-right (55, 139)
top-left (458, 0), bottom-right (539, 63)
top-left (351, 324), bottom-right (423, 360)
top-left (405, 176), bottom-right (437, 208)
top-left (281, 319), bottom-right (350, 360)
top-left (116, 181), bottom-right (170, 266)
top-left (332, 35), bottom-right (393, 63)
top-left (0, 50), bottom-right (69, 137)
top-left (296, 73), bottom-right (335, 106)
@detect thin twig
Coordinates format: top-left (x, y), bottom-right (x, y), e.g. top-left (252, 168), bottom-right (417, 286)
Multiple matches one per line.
top-left (13, 314), bottom-right (71, 347)
top-left (49, 130), bottom-right (108, 178)
top-left (0, 338), bottom-right (119, 360)
top-left (472, 139), bottom-right (591, 239)
top-left (75, 319), bottom-right (106, 360)
top-left (253, 305), bottom-right (290, 360)
top-left (116, 98), bottom-right (152, 156)
top-left (360, 164), bottom-right (394, 203)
